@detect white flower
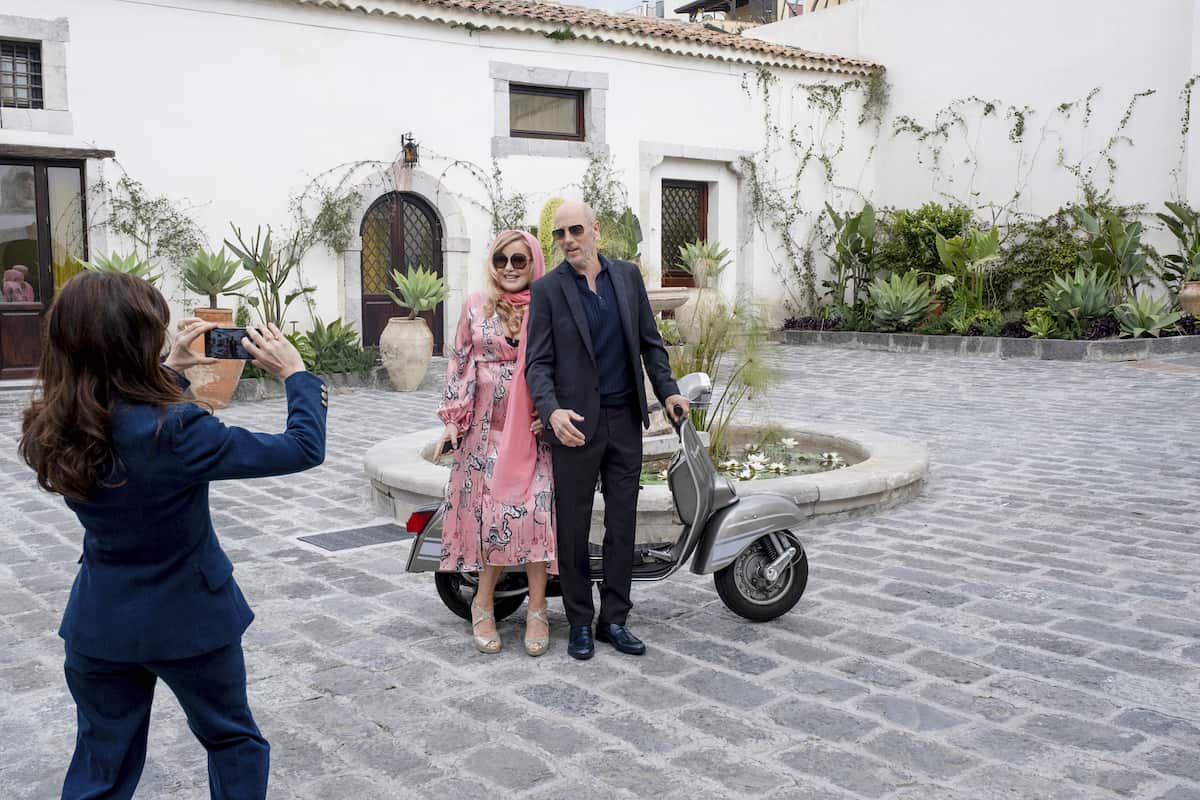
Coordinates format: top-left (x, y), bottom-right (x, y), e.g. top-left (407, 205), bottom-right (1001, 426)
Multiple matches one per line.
top-left (657, 469), bottom-right (668, 480)
top-left (748, 453), bottom-right (768, 466)
top-left (737, 467), bottom-right (754, 480)
top-left (769, 462), bottom-right (786, 472)
top-left (780, 437), bottom-right (798, 448)
top-left (719, 459), bottom-right (741, 470)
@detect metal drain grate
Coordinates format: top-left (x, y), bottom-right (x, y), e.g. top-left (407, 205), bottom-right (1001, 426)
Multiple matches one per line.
top-left (298, 524), bottom-right (415, 552)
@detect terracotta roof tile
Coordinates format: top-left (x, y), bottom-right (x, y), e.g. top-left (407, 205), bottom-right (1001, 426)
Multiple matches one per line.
top-left (294, 0), bottom-right (880, 74)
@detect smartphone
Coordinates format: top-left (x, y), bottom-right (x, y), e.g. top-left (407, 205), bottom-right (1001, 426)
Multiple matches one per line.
top-left (438, 437), bottom-right (462, 458)
top-left (204, 327), bottom-right (253, 360)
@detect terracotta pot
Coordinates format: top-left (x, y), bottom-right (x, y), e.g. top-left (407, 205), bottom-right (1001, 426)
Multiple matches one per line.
top-left (379, 317), bottom-right (433, 391)
top-left (184, 307), bottom-right (243, 409)
top-left (1180, 281), bottom-right (1200, 316)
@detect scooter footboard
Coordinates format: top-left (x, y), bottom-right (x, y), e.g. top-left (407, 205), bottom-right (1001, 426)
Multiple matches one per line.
top-left (690, 493), bottom-right (810, 575)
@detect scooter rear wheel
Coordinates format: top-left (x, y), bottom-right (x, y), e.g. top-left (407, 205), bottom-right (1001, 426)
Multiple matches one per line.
top-left (714, 532), bottom-right (808, 622)
top-left (434, 572), bottom-right (528, 622)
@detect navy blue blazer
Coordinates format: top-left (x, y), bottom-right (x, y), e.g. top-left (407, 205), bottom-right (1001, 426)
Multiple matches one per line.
top-left (526, 255), bottom-right (679, 445)
top-left (59, 369), bottom-right (328, 662)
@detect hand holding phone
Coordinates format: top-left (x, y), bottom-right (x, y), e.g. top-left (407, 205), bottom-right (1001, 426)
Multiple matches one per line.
top-left (205, 327), bottom-right (253, 360)
top-left (437, 423), bottom-right (461, 459)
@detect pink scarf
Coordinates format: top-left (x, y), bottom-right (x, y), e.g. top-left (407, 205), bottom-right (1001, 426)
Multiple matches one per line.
top-left (487, 230), bottom-right (546, 505)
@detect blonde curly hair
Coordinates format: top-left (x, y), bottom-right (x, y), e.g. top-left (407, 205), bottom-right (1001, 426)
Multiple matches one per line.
top-left (484, 230), bottom-right (534, 339)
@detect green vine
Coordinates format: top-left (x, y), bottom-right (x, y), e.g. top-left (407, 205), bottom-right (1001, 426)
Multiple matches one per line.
top-left (544, 27), bottom-right (577, 41)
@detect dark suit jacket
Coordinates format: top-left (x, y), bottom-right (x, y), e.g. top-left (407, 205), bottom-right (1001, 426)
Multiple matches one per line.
top-left (59, 370), bottom-right (328, 662)
top-left (526, 255), bottom-right (679, 445)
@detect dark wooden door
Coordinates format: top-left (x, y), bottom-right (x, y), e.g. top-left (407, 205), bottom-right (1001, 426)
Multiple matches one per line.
top-left (360, 192), bottom-right (444, 354)
top-left (0, 161), bottom-right (87, 379)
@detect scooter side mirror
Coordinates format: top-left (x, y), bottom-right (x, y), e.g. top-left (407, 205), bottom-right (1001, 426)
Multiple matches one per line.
top-left (676, 372), bottom-right (713, 408)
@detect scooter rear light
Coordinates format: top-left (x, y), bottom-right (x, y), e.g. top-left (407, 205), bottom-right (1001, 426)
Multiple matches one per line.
top-left (406, 509), bottom-right (434, 533)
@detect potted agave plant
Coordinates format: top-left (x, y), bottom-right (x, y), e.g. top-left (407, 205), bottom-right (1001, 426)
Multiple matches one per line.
top-left (379, 265), bottom-right (448, 391)
top-left (675, 239), bottom-right (732, 344)
top-left (84, 252), bottom-right (162, 284)
top-left (180, 247), bottom-right (252, 408)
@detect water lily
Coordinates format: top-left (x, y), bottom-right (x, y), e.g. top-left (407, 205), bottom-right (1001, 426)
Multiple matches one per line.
top-left (719, 459), bottom-right (741, 470)
top-left (780, 437), bottom-right (798, 448)
top-left (820, 452), bottom-right (845, 467)
top-left (748, 452), bottom-right (768, 467)
top-left (737, 466), bottom-right (754, 480)
top-left (657, 469), bottom-right (668, 481)
top-left (769, 462), bottom-right (786, 473)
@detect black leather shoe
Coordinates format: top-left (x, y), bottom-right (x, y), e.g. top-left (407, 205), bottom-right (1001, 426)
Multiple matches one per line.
top-left (567, 625), bottom-right (594, 660)
top-left (596, 623), bottom-right (646, 656)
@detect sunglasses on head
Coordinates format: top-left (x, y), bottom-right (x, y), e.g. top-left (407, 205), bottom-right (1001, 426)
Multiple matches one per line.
top-left (492, 252), bottom-right (529, 270)
top-left (551, 224), bottom-right (587, 241)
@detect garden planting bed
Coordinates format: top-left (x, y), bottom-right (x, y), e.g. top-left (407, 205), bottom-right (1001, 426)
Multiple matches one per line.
top-left (777, 329), bottom-right (1200, 361)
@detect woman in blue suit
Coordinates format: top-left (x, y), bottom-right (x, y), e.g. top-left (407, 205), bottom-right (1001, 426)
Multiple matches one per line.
top-left (19, 271), bottom-right (328, 800)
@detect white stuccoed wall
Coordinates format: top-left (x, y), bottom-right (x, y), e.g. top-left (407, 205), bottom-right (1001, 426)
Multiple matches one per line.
top-left (3, 0), bottom-right (852, 337)
top-left (751, 0), bottom-right (1200, 221)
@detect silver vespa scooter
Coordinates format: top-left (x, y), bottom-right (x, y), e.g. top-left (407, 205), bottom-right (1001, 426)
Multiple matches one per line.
top-left (404, 373), bottom-right (810, 622)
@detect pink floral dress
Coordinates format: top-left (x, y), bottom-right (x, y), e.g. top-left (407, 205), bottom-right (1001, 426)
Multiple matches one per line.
top-left (437, 294), bottom-right (557, 573)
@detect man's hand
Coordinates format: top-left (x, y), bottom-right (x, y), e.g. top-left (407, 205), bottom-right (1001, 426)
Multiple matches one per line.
top-left (549, 409), bottom-right (585, 447)
top-left (530, 414), bottom-right (544, 436)
top-left (664, 394), bottom-right (690, 422)
top-left (164, 318), bottom-right (218, 373)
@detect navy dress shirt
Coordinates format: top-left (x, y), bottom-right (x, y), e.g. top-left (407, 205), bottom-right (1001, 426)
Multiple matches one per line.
top-left (571, 263), bottom-right (634, 407)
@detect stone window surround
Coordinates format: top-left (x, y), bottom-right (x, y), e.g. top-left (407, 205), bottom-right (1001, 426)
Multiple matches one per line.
top-left (638, 142), bottom-right (754, 297)
top-left (490, 61), bottom-right (608, 159)
top-left (0, 14), bottom-right (71, 135)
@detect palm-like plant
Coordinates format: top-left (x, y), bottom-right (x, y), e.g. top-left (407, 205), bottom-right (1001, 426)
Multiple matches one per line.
top-left (677, 240), bottom-right (732, 290)
top-left (1073, 207), bottom-right (1156, 300)
top-left (386, 266), bottom-right (448, 319)
top-left (224, 224), bottom-right (316, 327)
top-left (182, 247), bottom-right (251, 309)
top-left (824, 203), bottom-right (877, 306)
top-left (1155, 201), bottom-right (1200, 298)
top-left (84, 252), bottom-right (161, 285)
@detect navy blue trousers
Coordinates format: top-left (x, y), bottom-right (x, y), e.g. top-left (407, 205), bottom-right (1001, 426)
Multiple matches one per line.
top-left (61, 640), bottom-right (268, 800)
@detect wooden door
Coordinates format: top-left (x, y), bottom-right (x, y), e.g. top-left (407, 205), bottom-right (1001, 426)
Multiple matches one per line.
top-left (360, 192), bottom-right (444, 354)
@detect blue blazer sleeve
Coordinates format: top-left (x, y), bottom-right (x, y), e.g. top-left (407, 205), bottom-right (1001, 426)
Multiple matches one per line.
top-left (169, 371), bottom-right (328, 482)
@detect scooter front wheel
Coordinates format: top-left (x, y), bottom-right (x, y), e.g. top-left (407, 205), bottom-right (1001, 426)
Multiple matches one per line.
top-left (434, 572), bottom-right (528, 622)
top-left (714, 532), bottom-right (808, 622)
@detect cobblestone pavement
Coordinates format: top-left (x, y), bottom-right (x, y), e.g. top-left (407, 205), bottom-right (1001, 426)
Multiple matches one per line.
top-left (2, 345), bottom-right (1199, 799)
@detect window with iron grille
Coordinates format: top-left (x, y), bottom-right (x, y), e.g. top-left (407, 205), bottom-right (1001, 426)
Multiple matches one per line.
top-left (0, 40), bottom-right (43, 109)
top-left (509, 85), bottom-right (585, 141)
top-left (661, 180), bottom-right (708, 288)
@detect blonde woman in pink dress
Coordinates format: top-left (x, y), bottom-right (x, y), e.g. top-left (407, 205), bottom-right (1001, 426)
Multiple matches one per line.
top-left (436, 230), bottom-right (556, 655)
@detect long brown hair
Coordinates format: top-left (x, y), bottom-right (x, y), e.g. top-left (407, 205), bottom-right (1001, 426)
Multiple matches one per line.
top-left (19, 271), bottom-right (185, 500)
top-left (484, 230), bottom-right (534, 338)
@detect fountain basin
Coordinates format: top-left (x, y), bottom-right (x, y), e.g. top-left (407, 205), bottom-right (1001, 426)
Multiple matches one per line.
top-left (364, 423), bottom-right (928, 543)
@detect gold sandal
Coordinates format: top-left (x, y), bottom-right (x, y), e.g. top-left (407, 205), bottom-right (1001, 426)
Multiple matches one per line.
top-left (525, 604), bottom-right (550, 657)
top-left (471, 601), bottom-right (502, 654)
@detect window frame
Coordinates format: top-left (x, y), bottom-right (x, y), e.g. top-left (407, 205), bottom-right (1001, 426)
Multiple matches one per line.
top-left (661, 179), bottom-right (710, 289)
top-left (0, 38), bottom-right (45, 110)
top-left (508, 84), bottom-right (586, 142)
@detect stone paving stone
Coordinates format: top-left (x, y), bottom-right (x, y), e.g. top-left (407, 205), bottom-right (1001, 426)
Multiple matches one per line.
top-left (5, 346), bottom-right (1200, 797)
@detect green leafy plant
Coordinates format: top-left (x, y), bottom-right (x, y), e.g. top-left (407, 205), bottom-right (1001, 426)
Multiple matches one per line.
top-left (1023, 306), bottom-right (1059, 339)
top-left (598, 208), bottom-right (643, 263)
top-left (385, 266), bottom-right (448, 319)
top-left (1154, 200), bottom-right (1200, 298)
top-left (1073, 207), bottom-right (1156, 300)
top-left (84, 252), bottom-right (161, 285)
top-left (934, 226), bottom-right (1001, 312)
top-left (224, 225), bottom-right (317, 327)
top-left (877, 202), bottom-right (972, 277)
top-left (677, 239), bottom-right (732, 290)
top-left (992, 214), bottom-right (1082, 313)
top-left (301, 317), bottom-right (378, 374)
top-left (867, 272), bottom-right (933, 331)
top-left (948, 308), bottom-right (1004, 336)
top-left (181, 247), bottom-right (251, 308)
top-left (1042, 266), bottom-right (1115, 337)
top-left (1114, 293), bottom-right (1183, 338)
top-left (92, 173), bottom-right (203, 283)
top-left (538, 197), bottom-right (565, 267)
top-left (824, 202), bottom-right (878, 306)
top-left (669, 299), bottom-right (774, 459)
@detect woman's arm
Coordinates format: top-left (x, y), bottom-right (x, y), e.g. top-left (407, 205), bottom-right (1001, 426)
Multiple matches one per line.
top-left (170, 371), bottom-right (328, 482)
